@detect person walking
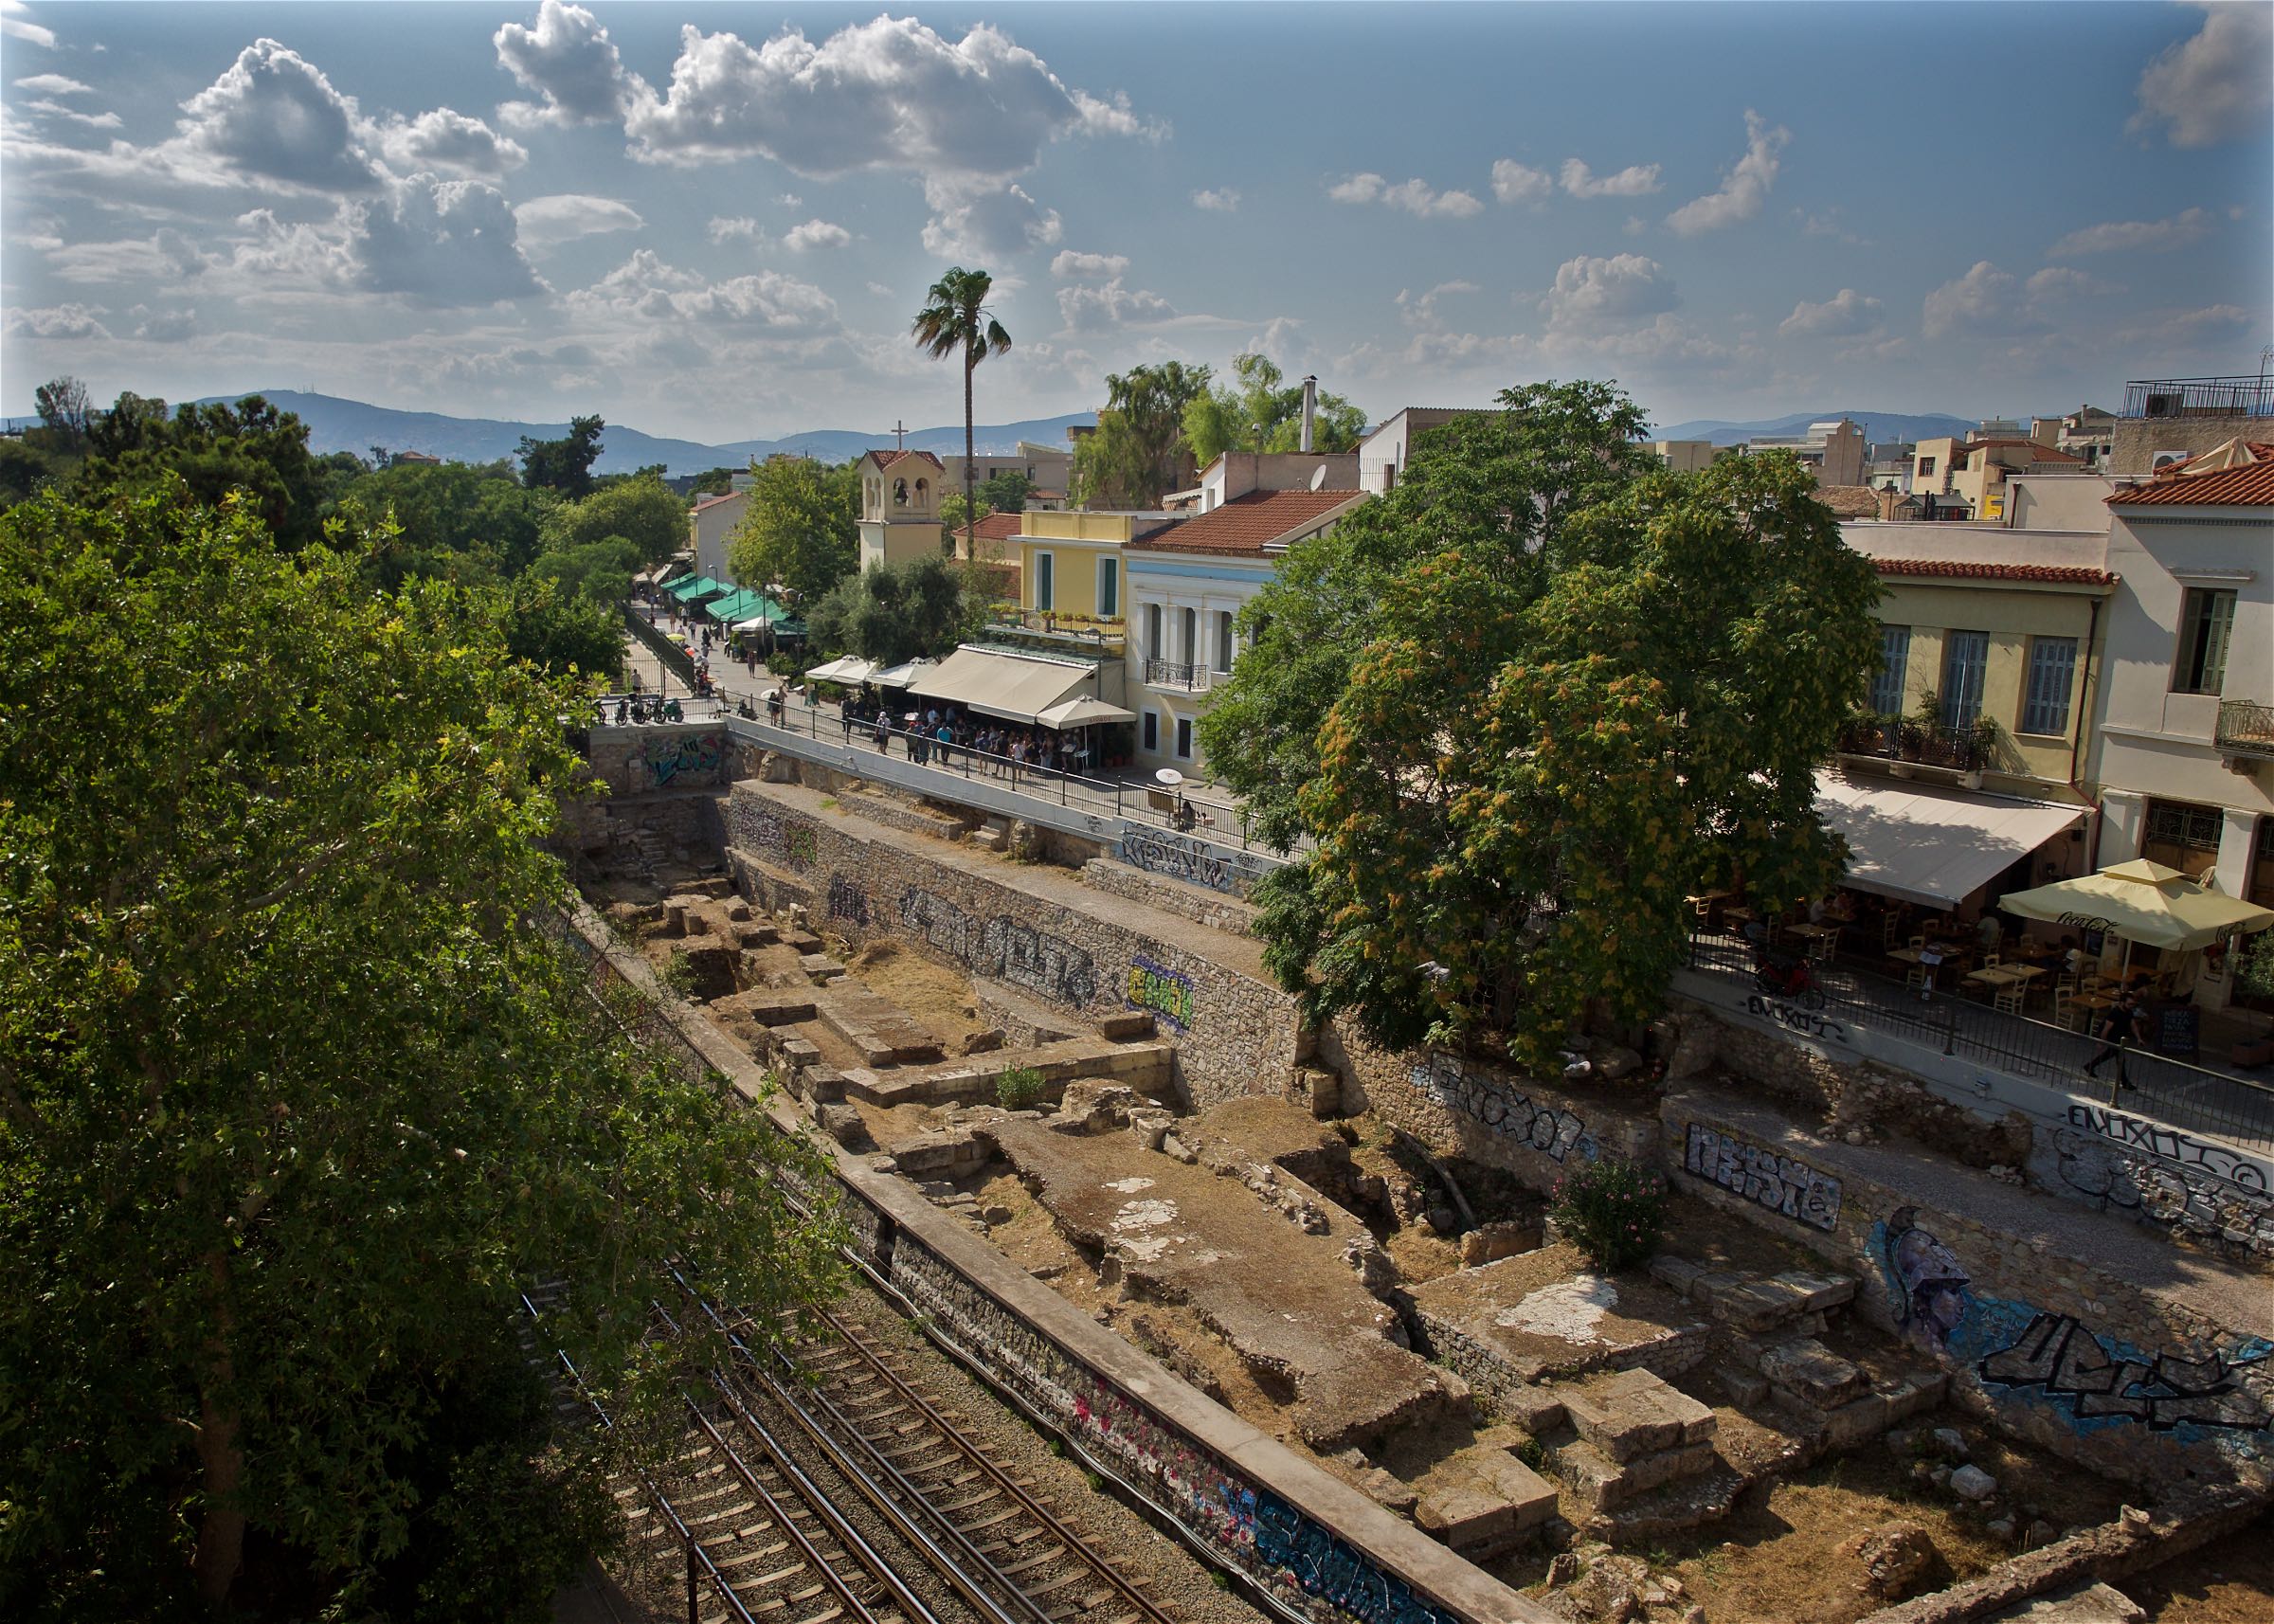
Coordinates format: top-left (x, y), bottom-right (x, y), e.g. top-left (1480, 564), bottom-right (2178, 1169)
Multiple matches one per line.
top-left (2083, 989), bottom-right (2141, 1091)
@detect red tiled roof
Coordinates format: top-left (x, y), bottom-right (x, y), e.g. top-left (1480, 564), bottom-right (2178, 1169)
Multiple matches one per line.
top-left (1125, 489), bottom-right (1366, 555)
top-left (860, 448), bottom-right (946, 470)
top-left (692, 490), bottom-right (745, 513)
top-left (968, 511), bottom-right (1023, 542)
top-left (1873, 559), bottom-right (2118, 586)
top-left (2109, 443), bottom-right (2274, 507)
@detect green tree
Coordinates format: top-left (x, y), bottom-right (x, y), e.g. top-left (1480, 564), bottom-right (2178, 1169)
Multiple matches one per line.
top-left (690, 465), bottom-right (743, 498)
top-left (542, 474), bottom-right (687, 566)
top-left (0, 487), bottom-right (841, 1613)
top-left (973, 468), bottom-right (1037, 514)
top-left (727, 456), bottom-right (859, 604)
top-left (77, 392), bottom-right (333, 550)
top-left (912, 268), bottom-right (1012, 560)
top-left (939, 490), bottom-right (991, 537)
top-left (1203, 382), bottom-right (1881, 1066)
top-left (1182, 353), bottom-right (1365, 467)
top-left (336, 460), bottom-right (553, 587)
top-left (503, 574), bottom-right (625, 679)
top-left (1071, 361), bottom-right (1211, 507)
top-left (804, 552), bottom-right (984, 666)
top-left (516, 414), bottom-right (606, 497)
top-left (32, 374), bottom-right (92, 454)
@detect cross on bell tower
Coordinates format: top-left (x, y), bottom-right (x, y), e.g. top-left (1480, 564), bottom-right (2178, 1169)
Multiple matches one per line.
top-left (893, 419), bottom-right (908, 452)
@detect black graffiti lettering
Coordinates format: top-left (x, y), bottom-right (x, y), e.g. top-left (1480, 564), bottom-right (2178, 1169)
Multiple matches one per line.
top-left (2065, 1104), bottom-right (2271, 1194)
top-left (1744, 991), bottom-right (1849, 1043)
top-left (1683, 1122), bottom-right (1843, 1230)
top-left (1117, 827), bottom-right (1258, 894)
top-left (1976, 1311), bottom-right (2271, 1433)
top-left (827, 874), bottom-right (870, 927)
top-left (892, 888), bottom-right (1098, 1008)
top-left (1251, 1491), bottom-right (1457, 1624)
top-left (1407, 1056), bottom-right (1597, 1163)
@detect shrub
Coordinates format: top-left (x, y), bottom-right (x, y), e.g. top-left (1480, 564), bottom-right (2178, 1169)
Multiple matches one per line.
top-left (1549, 1156), bottom-right (1667, 1272)
top-left (996, 1065), bottom-right (1046, 1111)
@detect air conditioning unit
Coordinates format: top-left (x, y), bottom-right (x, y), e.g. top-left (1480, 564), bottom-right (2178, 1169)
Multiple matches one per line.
top-left (2143, 392), bottom-right (2181, 418)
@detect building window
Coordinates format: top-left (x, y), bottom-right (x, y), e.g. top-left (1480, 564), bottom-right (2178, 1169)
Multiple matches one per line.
top-left (1097, 556), bottom-right (1119, 618)
top-left (1917, 456), bottom-right (1937, 478)
top-left (2019, 636), bottom-right (2078, 735)
top-left (1145, 603), bottom-right (1163, 660)
top-left (1034, 550), bottom-right (1054, 612)
top-left (1871, 626), bottom-right (1910, 715)
top-left (1179, 605), bottom-right (1198, 663)
top-left (2173, 587), bottom-right (2235, 695)
top-left (1175, 716), bottom-right (1194, 759)
top-left (1215, 610), bottom-right (1235, 674)
top-left (1143, 711), bottom-right (1159, 752)
top-left (1940, 631), bottom-right (1989, 728)
top-left (2142, 798), bottom-right (2223, 878)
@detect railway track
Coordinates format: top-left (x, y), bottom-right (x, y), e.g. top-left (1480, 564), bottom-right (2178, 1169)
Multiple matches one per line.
top-left (522, 1277), bottom-right (1182, 1624)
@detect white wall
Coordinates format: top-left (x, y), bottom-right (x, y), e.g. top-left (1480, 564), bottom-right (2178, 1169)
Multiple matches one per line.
top-left (693, 490), bottom-right (749, 583)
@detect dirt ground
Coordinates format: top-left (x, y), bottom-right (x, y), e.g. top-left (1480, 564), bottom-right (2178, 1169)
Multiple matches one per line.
top-left (2121, 1512), bottom-right (2274, 1621)
top-left (837, 939), bottom-right (991, 1047)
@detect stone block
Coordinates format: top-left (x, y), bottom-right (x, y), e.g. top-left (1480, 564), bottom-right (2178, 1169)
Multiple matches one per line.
top-left (1819, 1392), bottom-right (1891, 1451)
top-left (1759, 1337), bottom-right (1869, 1411)
top-left (778, 1037), bottom-right (822, 1070)
top-left (1562, 1368), bottom-right (1716, 1462)
top-left (1650, 1255), bottom-right (1708, 1297)
top-left (1714, 1362), bottom-right (1770, 1408)
top-left (1098, 1011), bottom-right (1157, 1041)
top-left (802, 1067), bottom-right (846, 1105)
top-left (742, 995), bottom-right (818, 1025)
top-left (799, 951), bottom-right (845, 982)
top-left (1357, 1468), bottom-right (1419, 1518)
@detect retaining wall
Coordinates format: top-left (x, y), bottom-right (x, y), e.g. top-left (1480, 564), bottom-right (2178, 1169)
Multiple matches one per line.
top-left (560, 897), bottom-right (1556, 1624)
top-left (1660, 1085), bottom-right (2274, 1489)
top-left (722, 780), bottom-right (1302, 1110)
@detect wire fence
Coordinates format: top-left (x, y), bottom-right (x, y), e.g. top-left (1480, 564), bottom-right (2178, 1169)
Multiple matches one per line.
top-left (1689, 930), bottom-right (2274, 1152)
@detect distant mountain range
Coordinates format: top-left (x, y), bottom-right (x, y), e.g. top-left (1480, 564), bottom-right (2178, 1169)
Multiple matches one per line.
top-left (159, 391), bottom-right (1097, 476)
top-left (1650, 409), bottom-right (1977, 449)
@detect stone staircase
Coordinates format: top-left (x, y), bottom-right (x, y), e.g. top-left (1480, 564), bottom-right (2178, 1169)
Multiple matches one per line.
top-left (1512, 1368), bottom-right (1735, 1538)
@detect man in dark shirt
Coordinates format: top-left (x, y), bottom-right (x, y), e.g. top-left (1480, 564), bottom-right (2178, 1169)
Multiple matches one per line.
top-left (2083, 990), bottom-right (2141, 1090)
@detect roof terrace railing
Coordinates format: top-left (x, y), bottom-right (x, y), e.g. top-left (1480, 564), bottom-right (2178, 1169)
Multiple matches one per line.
top-left (2120, 375), bottom-right (2274, 420)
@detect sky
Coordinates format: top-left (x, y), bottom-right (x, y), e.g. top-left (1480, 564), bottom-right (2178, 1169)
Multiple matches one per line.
top-left (3, 0), bottom-right (2270, 442)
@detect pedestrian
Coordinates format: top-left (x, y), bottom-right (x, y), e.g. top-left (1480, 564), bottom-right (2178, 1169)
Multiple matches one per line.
top-left (935, 720), bottom-right (953, 767)
top-left (2083, 990), bottom-right (2141, 1090)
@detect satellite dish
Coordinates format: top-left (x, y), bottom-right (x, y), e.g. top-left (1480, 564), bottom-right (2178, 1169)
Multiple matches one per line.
top-left (1308, 463), bottom-right (1328, 491)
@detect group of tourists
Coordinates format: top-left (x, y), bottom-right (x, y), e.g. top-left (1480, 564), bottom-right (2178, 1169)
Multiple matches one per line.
top-left (828, 688), bottom-right (1092, 776)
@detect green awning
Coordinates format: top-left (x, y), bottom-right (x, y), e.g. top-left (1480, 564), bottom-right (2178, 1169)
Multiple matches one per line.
top-left (707, 588), bottom-right (764, 622)
top-left (669, 575), bottom-right (729, 601)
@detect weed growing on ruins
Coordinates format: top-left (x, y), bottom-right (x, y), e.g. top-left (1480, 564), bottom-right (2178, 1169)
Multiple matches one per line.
top-left (1549, 1157), bottom-right (1668, 1272)
top-left (1513, 1435), bottom-right (1548, 1472)
top-left (997, 1065), bottom-right (1047, 1111)
top-left (660, 948), bottom-right (700, 999)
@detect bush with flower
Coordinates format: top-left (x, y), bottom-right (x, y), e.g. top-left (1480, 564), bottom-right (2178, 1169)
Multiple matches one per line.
top-left (1549, 1156), bottom-right (1668, 1272)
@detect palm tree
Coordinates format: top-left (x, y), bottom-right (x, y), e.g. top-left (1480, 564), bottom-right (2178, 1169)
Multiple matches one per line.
top-left (911, 267), bottom-right (1012, 561)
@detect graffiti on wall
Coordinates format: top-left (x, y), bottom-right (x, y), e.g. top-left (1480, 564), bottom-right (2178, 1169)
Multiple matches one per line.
top-left (1742, 991), bottom-right (1850, 1044)
top-left (1408, 1054), bottom-right (1597, 1163)
top-left (2064, 1105), bottom-right (2270, 1193)
top-left (1869, 1210), bottom-right (2274, 1448)
top-left (827, 874), bottom-right (870, 928)
top-left (1127, 954), bottom-right (1196, 1032)
top-left (1681, 1123), bottom-right (1844, 1231)
top-left (744, 808), bottom-right (815, 867)
top-left (1117, 826), bottom-right (1265, 895)
top-left (641, 732), bottom-right (724, 789)
top-left (896, 886), bottom-right (1099, 1007)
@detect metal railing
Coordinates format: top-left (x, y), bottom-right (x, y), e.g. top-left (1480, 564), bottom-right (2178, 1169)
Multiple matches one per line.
top-left (624, 606), bottom-right (697, 686)
top-left (2121, 375), bottom-right (2274, 420)
top-left (1837, 715), bottom-right (1994, 772)
top-left (1688, 930), bottom-right (2274, 1150)
top-left (2215, 699), bottom-right (2274, 760)
top-left (1143, 658), bottom-right (1215, 693)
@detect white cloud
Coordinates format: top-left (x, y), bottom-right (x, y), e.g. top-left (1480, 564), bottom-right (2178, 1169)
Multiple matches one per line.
top-left (919, 178), bottom-right (1060, 259)
top-left (2025, 266), bottom-right (2121, 301)
top-left (864, 280), bottom-right (893, 298)
top-left (1559, 157), bottom-right (1662, 198)
top-left (2131, 3), bottom-right (2273, 148)
top-left (1778, 287), bottom-right (1883, 337)
top-left (783, 218), bottom-right (851, 251)
top-left (1664, 110), bottom-right (1787, 236)
top-left (175, 37), bottom-right (387, 192)
top-left (620, 16), bottom-right (1154, 177)
top-left (14, 73), bottom-right (92, 96)
top-left (2047, 208), bottom-right (2212, 256)
top-left (1542, 253), bottom-right (1678, 333)
top-left (1397, 280), bottom-right (1481, 328)
top-left (42, 226), bottom-right (216, 283)
top-left (1, 4), bottom-right (56, 48)
top-left (129, 305), bottom-right (200, 343)
top-left (514, 193), bottom-right (644, 251)
top-left (1922, 260), bottom-right (2017, 338)
top-left (354, 176), bottom-right (544, 306)
top-left (24, 99), bottom-right (121, 130)
top-left (707, 215), bottom-right (762, 243)
top-left (377, 108), bottom-right (526, 177)
top-left (1056, 279), bottom-right (1177, 332)
top-left (566, 248), bottom-right (838, 330)
top-left (1490, 159), bottom-right (1553, 206)
top-left (1050, 249), bottom-right (1128, 280)
top-left (494, 0), bottom-right (639, 126)
top-left (1326, 172), bottom-right (1484, 219)
top-left (6, 303), bottom-right (111, 338)
top-left (1795, 207), bottom-right (1868, 245)
top-left (1191, 187), bottom-right (1239, 212)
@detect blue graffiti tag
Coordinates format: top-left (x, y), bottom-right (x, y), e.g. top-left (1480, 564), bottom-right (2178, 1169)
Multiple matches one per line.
top-left (1254, 1490), bottom-right (1461, 1624)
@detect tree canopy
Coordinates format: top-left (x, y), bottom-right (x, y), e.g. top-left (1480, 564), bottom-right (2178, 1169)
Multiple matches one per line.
top-left (515, 414), bottom-right (606, 497)
top-left (727, 456), bottom-right (859, 604)
top-left (1072, 362), bottom-right (1211, 508)
top-left (805, 552), bottom-right (985, 667)
top-left (0, 486), bottom-right (840, 1615)
top-left (539, 473), bottom-right (687, 566)
top-left (1200, 381), bottom-right (1882, 1066)
top-left (912, 267), bottom-right (1011, 558)
top-left (974, 468), bottom-right (1037, 513)
top-left (1182, 353), bottom-right (1365, 467)
top-left (76, 393), bottom-right (340, 550)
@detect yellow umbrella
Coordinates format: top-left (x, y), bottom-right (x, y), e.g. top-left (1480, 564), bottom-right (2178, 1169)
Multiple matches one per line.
top-left (1999, 858), bottom-right (2274, 952)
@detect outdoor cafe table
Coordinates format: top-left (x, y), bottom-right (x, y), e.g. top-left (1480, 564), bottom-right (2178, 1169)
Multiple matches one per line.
top-left (1964, 963), bottom-right (2045, 998)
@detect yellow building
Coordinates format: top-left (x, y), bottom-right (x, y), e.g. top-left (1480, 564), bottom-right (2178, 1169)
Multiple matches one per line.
top-left (1016, 509), bottom-right (1179, 623)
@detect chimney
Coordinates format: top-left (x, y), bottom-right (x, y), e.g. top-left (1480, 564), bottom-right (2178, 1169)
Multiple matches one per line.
top-left (1300, 375), bottom-right (1317, 453)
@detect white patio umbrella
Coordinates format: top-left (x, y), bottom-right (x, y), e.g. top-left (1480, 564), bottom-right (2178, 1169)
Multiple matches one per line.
top-left (2001, 857), bottom-right (2274, 989)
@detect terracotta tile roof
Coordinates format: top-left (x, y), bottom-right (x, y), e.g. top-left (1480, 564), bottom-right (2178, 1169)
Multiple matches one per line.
top-left (969, 511), bottom-right (1023, 542)
top-left (859, 448), bottom-right (946, 470)
top-left (1873, 559), bottom-right (2118, 586)
top-left (691, 490), bottom-right (745, 513)
top-left (1816, 484), bottom-right (1882, 518)
top-left (2109, 442), bottom-right (2274, 507)
top-left (1125, 489), bottom-right (1367, 556)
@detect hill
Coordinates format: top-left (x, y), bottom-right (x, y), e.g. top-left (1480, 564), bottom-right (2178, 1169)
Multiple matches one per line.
top-left (1651, 409), bottom-right (1976, 447)
top-left (161, 391), bottom-right (1095, 475)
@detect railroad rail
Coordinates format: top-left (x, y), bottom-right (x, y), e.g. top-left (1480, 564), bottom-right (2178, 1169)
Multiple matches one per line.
top-left (522, 1274), bottom-right (1180, 1624)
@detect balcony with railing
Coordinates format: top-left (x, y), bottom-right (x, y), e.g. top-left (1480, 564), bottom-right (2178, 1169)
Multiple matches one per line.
top-left (1143, 658), bottom-right (1215, 693)
top-left (2215, 699), bottom-right (2274, 761)
top-left (1837, 714), bottom-right (1994, 773)
top-left (2120, 374), bottom-right (2274, 420)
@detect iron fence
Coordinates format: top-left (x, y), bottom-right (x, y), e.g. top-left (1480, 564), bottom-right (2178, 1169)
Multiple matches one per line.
top-left (2215, 700), bottom-right (2274, 760)
top-left (1688, 930), bottom-right (2274, 1151)
top-left (2121, 375), bottom-right (2274, 420)
top-left (1142, 659), bottom-right (1215, 693)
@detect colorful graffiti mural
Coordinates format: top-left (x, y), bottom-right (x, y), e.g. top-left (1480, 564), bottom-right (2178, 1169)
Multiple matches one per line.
top-left (641, 731), bottom-right (724, 789)
top-left (1127, 954), bottom-right (1196, 1032)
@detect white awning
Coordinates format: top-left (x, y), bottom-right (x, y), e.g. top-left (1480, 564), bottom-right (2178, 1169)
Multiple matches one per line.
top-left (869, 658), bottom-right (936, 689)
top-left (1037, 695), bottom-right (1135, 729)
top-left (1814, 771), bottom-right (2086, 910)
top-left (805, 656), bottom-right (878, 685)
top-left (908, 646), bottom-right (1097, 725)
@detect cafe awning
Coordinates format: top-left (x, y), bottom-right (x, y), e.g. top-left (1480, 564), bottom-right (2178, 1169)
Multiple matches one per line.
top-left (706, 588), bottom-right (764, 622)
top-left (668, 574), bottom-right (729, 601)
top-left (869, 658), bottom-right (936, 689)
top-left (1814, 772), bottom-right (2086, 910)
top-left (908, 646), bottom-right (1097, 725)
top-left (805, 656), bottom-right (879, 685)
top-left (1037, 695), bottom-right (1134, 730)
top-left (2000, 859), bottom-right (2274, 951)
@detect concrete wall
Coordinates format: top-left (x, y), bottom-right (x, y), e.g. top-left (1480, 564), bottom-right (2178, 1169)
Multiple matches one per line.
top-left (587, 721), bottom-right (737, 796)
top-left (2111, 416), bottom-right (2264, 477)
top-left (722, 781), bottom-right (1303, 1108)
